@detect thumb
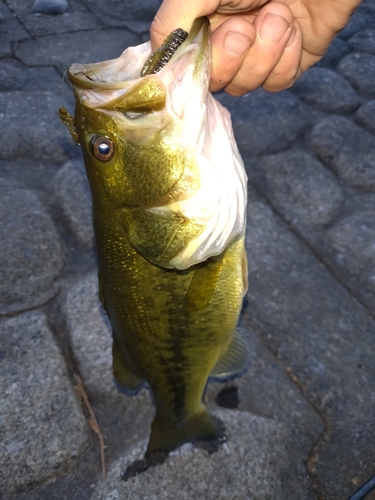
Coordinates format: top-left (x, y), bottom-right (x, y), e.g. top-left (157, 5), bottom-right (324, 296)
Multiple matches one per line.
top-left (150, 0), bottom-right (220, 50)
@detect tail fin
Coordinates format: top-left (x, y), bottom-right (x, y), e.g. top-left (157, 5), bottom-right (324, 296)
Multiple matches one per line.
top-left (146, 407), bottom-right (223, 457)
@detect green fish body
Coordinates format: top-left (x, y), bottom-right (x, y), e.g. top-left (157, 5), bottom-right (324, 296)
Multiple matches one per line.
top-left (62, 18), bottom-right (248, 456)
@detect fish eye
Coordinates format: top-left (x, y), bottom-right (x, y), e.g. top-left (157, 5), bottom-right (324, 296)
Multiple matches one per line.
top-left (92, 136), bottom-right (114, 161)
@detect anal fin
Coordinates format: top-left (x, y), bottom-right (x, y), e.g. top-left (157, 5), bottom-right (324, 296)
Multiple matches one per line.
top-left (209, 329), bottom-right (249, 382)
top-left (112, 337), bottom-right (146, 396)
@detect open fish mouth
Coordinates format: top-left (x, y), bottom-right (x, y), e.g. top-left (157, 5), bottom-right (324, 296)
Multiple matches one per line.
top-left (66, 17), bottom-right (210, 94)
top-left (62, 17), bottom-right (247, 271)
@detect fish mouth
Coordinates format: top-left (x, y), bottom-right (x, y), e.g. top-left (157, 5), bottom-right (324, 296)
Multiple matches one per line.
top-left (67, 17), bottom-right (210, 93)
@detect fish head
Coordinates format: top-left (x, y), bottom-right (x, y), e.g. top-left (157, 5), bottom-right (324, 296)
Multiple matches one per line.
top-left (67, 18), bottom-right (210, 210)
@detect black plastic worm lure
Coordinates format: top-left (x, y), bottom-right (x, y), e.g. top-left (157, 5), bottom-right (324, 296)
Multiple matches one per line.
top-left (141, 28), bottom-right (188, 76)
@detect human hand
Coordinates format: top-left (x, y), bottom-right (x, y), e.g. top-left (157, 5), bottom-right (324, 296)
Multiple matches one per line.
top-left (150, 0), bottom-right (362, 96)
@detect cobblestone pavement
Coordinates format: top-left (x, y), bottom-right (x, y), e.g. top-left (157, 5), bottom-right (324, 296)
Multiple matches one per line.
top-left (1, 0), bottom-right (375, 499)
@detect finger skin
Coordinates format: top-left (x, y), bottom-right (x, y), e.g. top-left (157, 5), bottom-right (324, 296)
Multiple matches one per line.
top-left (261, 20), bottom-right (303, 92)
top-left (210, 17), bottom-right (255, 93)
top-left (150, 0), bottom-right (363, 95)
top-left (222, 2), bottom-right (296, 95)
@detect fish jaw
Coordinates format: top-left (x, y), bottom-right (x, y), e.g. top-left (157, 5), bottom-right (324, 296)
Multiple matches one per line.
top-left (67, 17), bottom-right (211, 147)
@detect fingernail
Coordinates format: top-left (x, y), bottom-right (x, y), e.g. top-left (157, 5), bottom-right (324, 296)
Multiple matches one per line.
top-left (286, 25), bottom-right (297, 47)
top-left (224, 31), bottom-right (252, 57)
top-left (259, 13), bottom-right (290, 43)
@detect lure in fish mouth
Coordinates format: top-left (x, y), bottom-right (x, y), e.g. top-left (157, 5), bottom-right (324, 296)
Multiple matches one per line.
top-left (60, 18), bottom-right (249, 457)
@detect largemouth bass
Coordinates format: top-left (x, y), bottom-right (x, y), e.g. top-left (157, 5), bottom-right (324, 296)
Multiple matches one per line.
top-left (60, 17), bottom-right (248, 456)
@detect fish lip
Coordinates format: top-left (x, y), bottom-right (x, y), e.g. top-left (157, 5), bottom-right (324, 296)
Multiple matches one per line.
top-left (66, 17), bottom-right (210, 90)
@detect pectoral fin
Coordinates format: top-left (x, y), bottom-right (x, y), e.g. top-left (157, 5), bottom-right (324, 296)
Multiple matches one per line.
top-left (209, 329), bottom-right (249, 382)
top-left (184, 257), bottom-right (223, 313)
top-left (124, 209), bottom-right (203, 268)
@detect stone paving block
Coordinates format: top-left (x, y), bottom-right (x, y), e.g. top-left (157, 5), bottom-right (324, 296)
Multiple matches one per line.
top-left (121, 20), bottom-right (151, 36)
top-left (4, 0), bottom-right (102, 36)
top-left (90, 409), bottom-right (317, 500)
top-left (217, 89), bottom-right (310, 155)
top-left (0, 0), bottom-right (29, 58)
top-left (81, 0), bottom-right (160, 27)
top-left (205, 323), bottom-right (323, 456)
top-left (64, 273), bottom-right (154, 452)
top-left (243, 188), bottom-right (375, 499)
top-left (355, 99), bottom-right (375, 135)
top-left (314, 37), bottom-right (349, 69)
top-left (15, 29), bottom-right (141, 75)
top-left (348, 29), bottom-right (375, 55)
top-left (33, 0), bottom-right (69, 15)
top-left (289, 67), bottom-right (361, 113)
top-left (0, 159), bottom-right (68, 215)
top-left (0, 311), bottom-right (89, 493)
top-left (309, 115), bottom-right (375, 191)
top-left (54, 160), bottom-right (94, 249)
top-left (0, 91), bottom-right (80, 164)
top-left (0, 59), bottom-right (27, 90)
top-left (0, 58), bottom-right (70, 95)
top-left (325, 211), bottom-right (375, 291)
top-left (64, 273), bottom-right (117, 400)
top-left (338, 16), bottom-right (366, 41)
top-left (338, 53), bottom-right (375, 96)
top-left (247, 150), bottom-right (343, 227)
top-left (0, 183), bottom-right (63, 315)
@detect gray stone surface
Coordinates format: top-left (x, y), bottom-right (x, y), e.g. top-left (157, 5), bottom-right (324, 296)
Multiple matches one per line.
top-left (348, 29), bottom-right (375, 55)
top-left (290, 67), bottom-right (360, 113)
top-left (338, 14), bottom-right (366, 41)
top-left (15, 29), bottom-right (141, 74)
top-left (0, 2), bottom-right (29, 51)
top-left (244, 191), bottom-right (375, 499)
top-left (337, 3), bottom-right (375, 40)
top-left (0, 91), bottom-right (80, 163)
top-left (325, 211), bottom-right (375, 290)
top-left (64, 273), bottom-right (116, 400)
top-left (309, 115), bottom-right (375, 190)
top-left (1, 2), bottom-right (375, 497)
top-left (121, 20), bottom-right (151, 36)
top-left (91, 409), bottom-right (316, 500)
top-left (33, 0), bottom-right (69, 15)
top-left (315, 37), bottom-right (349, 68)
top-left (205, 323), bottom-right (323, 455)
top-left (0, 184), bottom-right (63, 315)
top-left (63, 273), bottom-right (154, 445)
top-left (57, 273), bottom-right (156, 498)
top-left (54, 161), bottom-right (94, 249)
top-left (355, 99), bottom-right (375, 135)
top-left (338, 53), bottom-right (375, 95)
top-left (5, 0), bottom-right (102, 36)
top-left (81, 0), bottom-right (160, 26)
top-left (0, 59), bottom-right (27, 90)
top-left (248, 150), bottom-right (343, 227)
top-left (0, 312), bottom-right (89, 493)
top-left (217, 89), bottom-right (310, 155)
top-left (0, 58), bottom-right (69, 94)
